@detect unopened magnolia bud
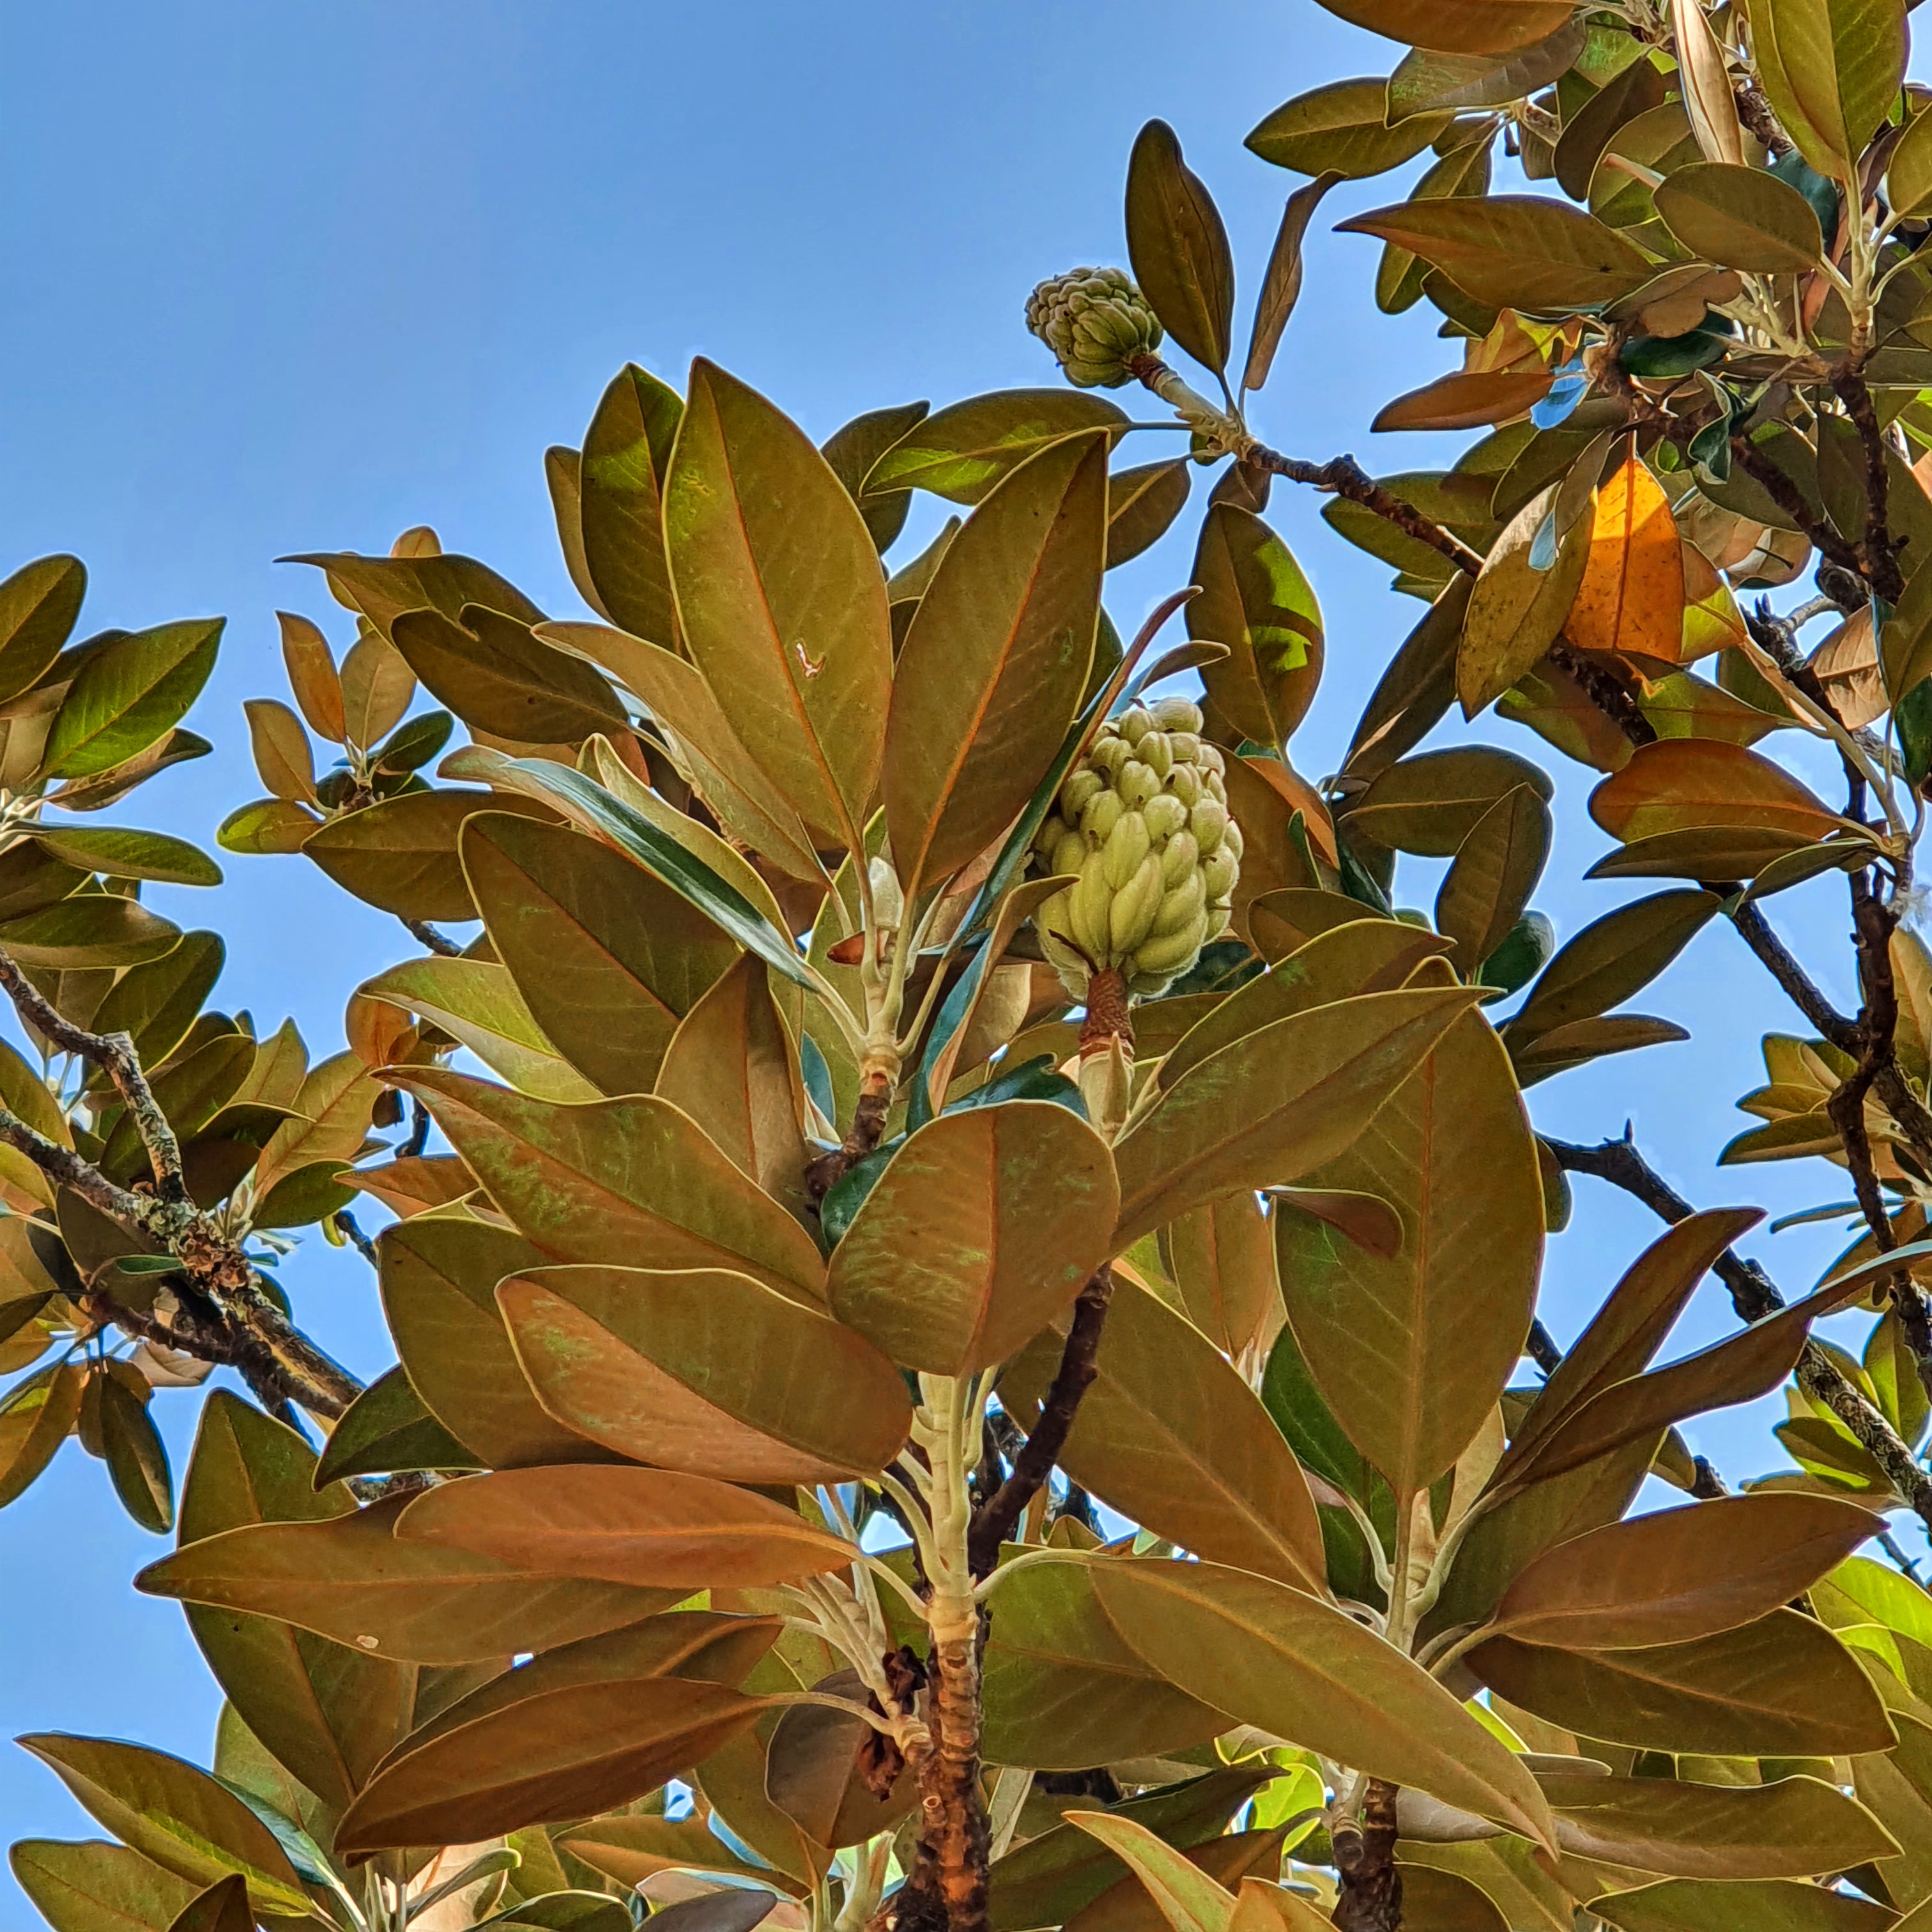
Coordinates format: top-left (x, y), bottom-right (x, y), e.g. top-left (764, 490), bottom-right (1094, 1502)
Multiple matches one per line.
top-left (1027, 702), bottom-right (1242, 999)
top-left (868, 856), bottom-right (904, 929)
top-left (1025, 266), bottom-right (1165, 389)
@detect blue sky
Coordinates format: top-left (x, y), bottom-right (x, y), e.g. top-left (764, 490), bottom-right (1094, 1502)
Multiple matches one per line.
top-left (2, 0), bottom-right (1925, 1902)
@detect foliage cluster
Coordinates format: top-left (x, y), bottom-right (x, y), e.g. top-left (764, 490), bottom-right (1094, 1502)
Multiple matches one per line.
top-left (22, 0), bottom-right (1932, 1926)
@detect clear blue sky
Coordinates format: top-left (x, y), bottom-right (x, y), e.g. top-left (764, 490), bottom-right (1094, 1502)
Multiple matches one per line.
top-left (2, 0), bottom-right (1923, 1901)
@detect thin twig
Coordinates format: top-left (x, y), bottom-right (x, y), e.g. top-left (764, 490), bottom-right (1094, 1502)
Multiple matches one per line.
top-left (0, 947), bottom-right (187, 1203)
top-left (1545, 1130), bottom-right (1932, 1529)
top-left (967, 1266), bottom-right (1114, 1575)
top-left (402, 918), bottom-right (462, 957)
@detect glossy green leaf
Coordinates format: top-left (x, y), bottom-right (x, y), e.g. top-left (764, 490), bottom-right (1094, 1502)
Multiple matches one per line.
top-left (578, 362), bottom-right (683, 645)
top-left (0, 555), bottom-right (85, 704)
top-left (1590, 1877), bottom-right (1896, 1932)
top-left (497, 1262), bottom-right (911, 1479)
top-left (1089, 1555), bottom-right (1558, 1848)
top-left (864, 390), bottom-right (1128, 504)
top-left (303, 788), bottom-right (500, 922)
top-left (884, 431), bottom-right (1106, 896)
top-left (1653, 162), bottom-right (1824, 272)
top-left (45, 621), bottom-right (223, 780)
top-left (1001, 1283), bottom-right (1327, 1591)
top-left (390, 605), bottom-right (627, 746)
top-left (1245, 80), bottom-right (1449, 179)
top-left (389, 1068), bottom-right (827, 1303)
top-left (310, 1365), bottom-right (480, 1485)
top-left (137, 1491), bottom-right (680, 1664)
top-left (9, 1840), bottom-right (199, 1932)
top-left (1126, 119), bottom-right (1236, 374)
top-left (1113, 985), bottom-right (1481, 1246)
top-left (664, 359), bottom-right (891, 852)
top-left (1189, 505), bottom-right (1324, 748)
top-left (829, 1101), bottom-right (1117, 1374)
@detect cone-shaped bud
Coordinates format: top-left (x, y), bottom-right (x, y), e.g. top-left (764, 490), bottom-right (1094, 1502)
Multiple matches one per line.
top-left (1025, 267), bottom-right (1164, 389)
top-left (1031, 696), bottom-right (1239, 998)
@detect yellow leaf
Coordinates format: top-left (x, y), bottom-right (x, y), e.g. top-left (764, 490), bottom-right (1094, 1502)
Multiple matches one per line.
top-left (1568, 456), bottom-right (1686, 661)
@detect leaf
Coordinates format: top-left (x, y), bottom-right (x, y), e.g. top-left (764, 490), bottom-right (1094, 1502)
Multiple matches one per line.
top-left (1590, 1877), bottom-right (1897, 1932)
top-left (390, 606), bottom-right (626, 746)
top-left (1350, 746), bottom-right (1556, 855)
top-left (1280, 1006), bottom-right (1542, 1501)
top-left (1161, 916), bottom-right (1453, 1096)
top-left (1458, 483), bottom-right (1591, 716)
top-left (1589, 739), bottom-right (1850, 845)
top-left (1891, 106), bottom-right (1932, 219)
top-left (864, 390), bottom-right (1129, 504)
top-left (1506, 889), bottom-right (1719, 1040)
top-left (137, 1492), bottom-right (680, 1664)
top-left (828, 1101), bottom-right (1118, 1374)
top-left (1373, 368), bottom-right (1556, 434)
top-left (979, 1556), bottom-right (1230, 1769)
top-left (553, 1815), bottom-right (793, 1895)
top-left (251, 1049), bottom-right (383, 1204)
top-left (1310, 0), bottom-right (1574, 56)
top-left (98, 1370), bottom-right (173, 1533)
top-left (241, 698), bottom-right (316, 803)
top-left (275, 613), bottom-right (345, 742)
top-left (15, 1736), bottom-right (314, 1916)
top-left (388, 1068), bottom-right (827, 1304)
top-left (461, 809), bottom-right (739, 1099)
top-left (45, 620), bottom-right (223, 779)
top-left (311, 1365), bottom-right (480, 1484)
top-left (1001, 1283), bottom-right (1327, 1591)
top-left (457, 752), bottom-right (815, 989)
top-left (578, 362), bottom-right (683, 645)
top-left (1106, 457), bottom-right (1193, 567)
top-left (337, 631), bottom-right (416, 749)
top-left (333, 1614), bottom-right (776, 1855)
top-left (303, 788), bottom-right (502, 921)
top-left (1653, 162), bottom-right (1824, 272)
top-left (1567, 455), bottom-right (1687, 661)
top-left (1247, 80), bottom-right (1448, 178)
top-left (1671, 0), bottom-right (1747, 166)
top-left (160, 1876), bottom-right (251, 1932)
top-left (359, 956), bottom-right (600, 1102)
top-left (0, 894), bottom-right (181, 971)
top-left (9, 1840), bottom-right (199, 1932)
top-left (394, 1464), bottom-right (855, 1587)
top-left (1112, 985), bottom-right (1482, 1246)
top-left (496, 1262), bottom-right (911, 1479)
top-left (1435, 785), bottom-right (1552, 965)
top-left (1749, 0), bottom-right (1906, 185)
top-left (1189, 505), bottom-right (1324, 747)
top-left (1160, 1191), bottom-right (1282, 1360)
top-left (664, 359), bottom-right (891, 852)
top-left (537, 624), bottom-right (821, 881)
top-left (988, 1768), bottom-right (1279, 1932)
top-left (1387, 17), bottom-right (1588, 117)
top-left (1468, 1609), bottom-right (1894, 1756)
top-left (171, 1392), bottom-right (417, 1813)
top-left (823, 399), bottom-right (930, 553)
top-left (1501, 1258), bottom-right (1901, 1491)
top-left (1089, 1554), bottom-right (1558, 1848)
top-left (0, 1362), bottom-right (84, 1506)
top-left (1079, 1848), bottom-right (1301, 1932)
top-left (1542, 1769), bottom-right (1899, 1882)
top-left (1062, 1814), bottom-right (1236, 1932)
top-left (1490, 1493), bottom-right (1880, 1647)
top-left (1342, 575), bottom-right (1472, 783)
top-left (655, 954), bottom-right (808, 1214)
top-left (217, 799), bottom-right (319, 856)
top-left (0, 555), bottom-right (85, 703)
top-left (1337, 197), bottom-right (1655, 312)
top-left (884, 431), bottom-right (1106, 896)
top-left (1243, 174), bottom-right (1343, 391)
top-left (289, 548), bottom-right (542, 641)
top-left (1126, 120), bottom-right (1236, 374)
top-left (378, 1214), bottom-right (594, 1470)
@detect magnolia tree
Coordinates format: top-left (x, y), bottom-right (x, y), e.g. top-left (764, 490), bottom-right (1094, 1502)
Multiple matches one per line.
top-left (17, 0), bottom-right (1932, 1928)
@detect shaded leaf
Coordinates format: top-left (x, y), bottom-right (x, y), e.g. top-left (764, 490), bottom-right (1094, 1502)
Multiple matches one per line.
top-left (864, 390), bottom-right (1128, 504)
top-left (1126, 120), bottom-right (1236, 374)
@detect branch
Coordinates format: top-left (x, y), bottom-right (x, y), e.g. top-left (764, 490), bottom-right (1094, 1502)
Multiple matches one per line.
top-left (1729, 433), bottom-right (1869, 583)
top-left (1333, 1779), bottom-right (1403, 1932)
top-left (967, 1265), bottom-right (1114, 1575)
top-left (1734, 78), bottom-right (1795, 157)
top-left (402, 918), bottom-right (462, 958)
top-left (1245, 445), bottom-right (1486, 578)
top-left (1545, 1130), bottom-right (1932, 1528)
top-left (1829, 367), bottom-right (1905, 601)
top-left (0, 947), bottom-right (187, 1204)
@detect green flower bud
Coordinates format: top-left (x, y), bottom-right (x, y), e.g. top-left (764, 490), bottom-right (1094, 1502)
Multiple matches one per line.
top-left (1025, 266), bottom-right (1164, 389)
top-left (1160, 830), bottom-right (1199, 890)
top-left (1109, 852), bottom-right (1165, 953)
top-left (1222, 817), bottom-right (1244, 862)
top-left (1026, 702), bottom-right (1241, 999)
top-left (1082, 789), bottom-right (1124, 841)
top-left (1143, 792), bottom-right (1187, 841)
top-left (1190, 796), bottom-right (1228, 854)
top-left (1151, 696), bottom-right (1204, 733)
top-left (1102, 809), bottom-right (1153, 890)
